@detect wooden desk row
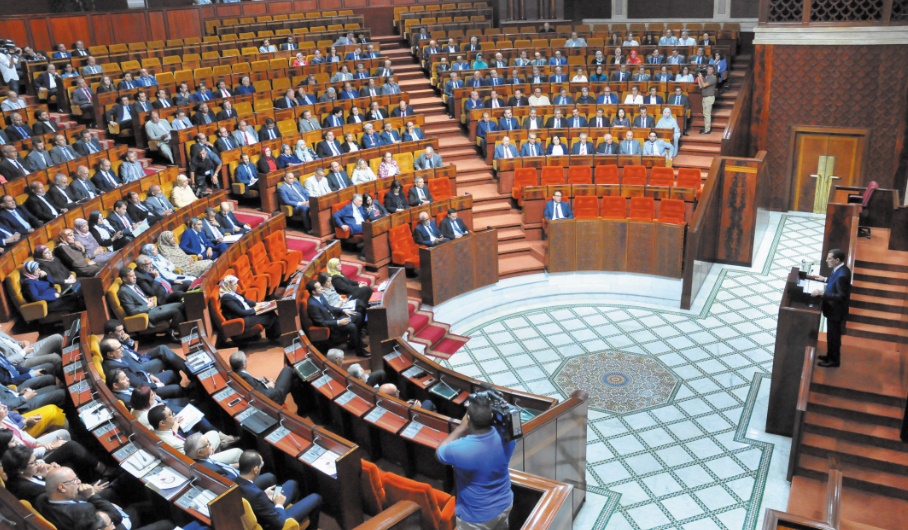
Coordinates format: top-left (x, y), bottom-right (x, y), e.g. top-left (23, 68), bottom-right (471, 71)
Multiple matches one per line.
top-left (3, 141), bottom-right (125, 198)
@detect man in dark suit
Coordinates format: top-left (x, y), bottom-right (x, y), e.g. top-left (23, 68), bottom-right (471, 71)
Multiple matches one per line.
top-left (92, 158), bottom-right (121, 192)
top-left (5, 113), bottom-right (33, 142)
top-left (190, 82), bottom-right (214, 103)
top-left (507, 88), bottom-right (529, 107)
top-left (258, 118), bottom-right (281, 141)
top-left (810, 249), bottom-right (852, 368)
top-left (131, 92), bottom-right (153, 116)
top-left (104, 319), bottom-right (190, 379)
top-left (214, 126), bottom-right (239, 153)
top-left (31, 110), bottom-right (59, 136)
top-left (408, 176), bottom-right (434, 206)
top-left (216, 100), bottom-right (238, 121)
top-left (214, 80), bottom-right (233, 99)
top-left (24, 181), bottom-right (63, 222)
top-left (107, 200), bottom-right (137, 234)
top-left (217, 201), bottom-right (251, 235)
top-left (116, 267), bottom-right (185, 341)
top-left (366, 101), bottom-right (387, 122)
top-left (181, 217), bottom-right (227, 259)
top-left (25, 138), bottom-right (54, 172)
top-left (0, 145), bottom-right (30, 181)
top-left (229, 350), bottom-right (297, 405)
top-left (0, 194), bottom-right (42, 234)
top-left (274, 88), bottom-right (299, 109)
top-left (235, 450), bottom-right (322, 530)
top-left (440, 208), bottom-right (470, 239)
top-left (413, 211), bottom-right (448, 247)
top-left (69, 166), bottom-right (100, 201)
top-left (520, 133), bottom-right (544, 157)
top-left (322, 107), bottom-right (345, 128)
top-left (632, 106), bottom-right (656, 128)
top-left (126, 191), bottom-right (162, 226)
top-left (597, 133), bottom-right (620, 154)
top-left (316, 131), bottom-right (344, 158)
top-left (100, 336), bottom-right (184, 399)
top-left (47, 173), bottom-right (79, 210)
top-left (306, 279), bottom-right (367, 356)
top-left (543, 191), bottom-right (574, 220)
top-left (72, 129), bottom-right (103, 157)
top-left (107, 95), bottom-right (134, 132)
top-left (191, 102), bottom-right (217, 126)
top-left (391, 100), bottom-right (414, 118)
top-left (34, 64), bottom-right (63, 109)
top-left (325, 161), bottom-right (353, 191)
top-left (152, 88), bottom-right (174, 109)
top-left (134, 255), bottom-right (183, 303)
top-left (570, 133), bottom-right (595, 155)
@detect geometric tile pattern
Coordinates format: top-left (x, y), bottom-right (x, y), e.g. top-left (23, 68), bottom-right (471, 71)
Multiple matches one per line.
top-left (438, 214), bottom-right (825, 529)
top-left (554, 351), bottom-right (679, 414)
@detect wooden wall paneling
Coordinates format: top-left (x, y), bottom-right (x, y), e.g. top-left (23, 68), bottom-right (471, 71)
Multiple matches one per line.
top-left (453, 235), bottom-right (476, 300)
top-left (213, 4), bottom-right (244, 17)
top-left (267, 2), bottom-right (294, 14)
top-left (474, 229), bottom-right (499, 288)
top-left (89, 14), bottom-right (114, 47)
top-left (29, 19), bottom-right (53, 54)
top-left (626, 221), bottom-right (655, 275)
top-left (715, 162), bottom-right (759, 265)
top-left (293, 0), bottom-right (321, 13)
top-left (0, 20), bottom-right (29, 50)
top-left (48, 16), bottom-right (92, 49)
top-left (600, 220), bottom-right (627, 272)
top-left (148, 11), bottom-right (168, 42)
top-left (627, 0), bottom-right (713, 19)
top-left (110, 13), bottom-right (150, 47)
top-left (321, 0), bottom-right (345, 9)
top-left (242, 2), bottom-right (269, 16)
top-left (574, 220), bottom-right (603, 271)
top-left (653, 223), bottom-right (684, 278)
top-left (352, 7), bottom-right (394, 35)
top-left (546, 221), bottom-right (576, 273)
top-left (750, 45), bottom-right (771, 183)
top-left (165, 9), bottom-right (203, 40)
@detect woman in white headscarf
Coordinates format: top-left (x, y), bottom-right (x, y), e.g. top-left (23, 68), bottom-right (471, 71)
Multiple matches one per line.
top-left (295, 139), bottom-right (317, 163)
top-left (218, 275), bottom-right (280, 341)
top-left (655, 108), bottom-right (681, 157)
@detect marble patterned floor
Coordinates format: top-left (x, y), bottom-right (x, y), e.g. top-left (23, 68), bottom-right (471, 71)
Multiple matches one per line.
top-left (421, 212), bottom-right (826, 530)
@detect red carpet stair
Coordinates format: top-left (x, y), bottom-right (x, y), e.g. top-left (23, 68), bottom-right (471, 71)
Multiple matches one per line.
top-left (406, 298), bottom-right (468, 360)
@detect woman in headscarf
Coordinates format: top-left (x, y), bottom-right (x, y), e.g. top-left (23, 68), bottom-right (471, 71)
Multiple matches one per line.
top-left (20, 261), bottom-right (84, 312)
top-left (626, 49), bottom-right (642, 65)
top-left (53, 229), bottom-right (101, 277)
top-left (140, 243), bottom-right (196, 288)
top-left (317, 272), bottom-right (366, 315)
top-left (295, 139), bottom-right (317, 162)
top-left (655, 108), bottom-right (681, 157)
top-left (73, 218), bottom-right (115, 265)
top-left (171, 174), bottom-right (198, 209)
top-left (352, 158), bottom-right (376, 184)
top-left (276, 144), bottom-right (303, 168)
top-left (32, 246), bottom-right (77, 290)
top-left (256, 146), bottom-right (279, 174)
top-left (88, 210), bottom-right (131, 251)
top-left (378, 151), bottom-right (401, 179)
top-left (383, 180), bottom-right (408, 213)
top-left (325, 257), bottom-right (373, 308)
top-left (156, 230), bottom-right (213, 278)
top-left (219, 275), bottom-right (280, 341)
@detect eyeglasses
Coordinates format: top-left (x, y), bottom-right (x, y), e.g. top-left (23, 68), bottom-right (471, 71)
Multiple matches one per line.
top-left (61, 477), bottom-right (82, 485)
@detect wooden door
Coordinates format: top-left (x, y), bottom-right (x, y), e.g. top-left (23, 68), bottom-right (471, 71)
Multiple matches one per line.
top-left (790, 127), bottom-right (868, 212)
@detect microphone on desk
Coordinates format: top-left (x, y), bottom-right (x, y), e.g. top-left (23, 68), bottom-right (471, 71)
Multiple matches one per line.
top-left (107, 419), bottom-right (123, 444)
top-left (280, 420), bottom-right (303, 450)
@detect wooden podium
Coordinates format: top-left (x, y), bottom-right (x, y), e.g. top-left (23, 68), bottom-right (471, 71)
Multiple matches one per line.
top-left (766, 267), bottom-right (822, 436)
top-left (419, 229), bottom-right (499, 306)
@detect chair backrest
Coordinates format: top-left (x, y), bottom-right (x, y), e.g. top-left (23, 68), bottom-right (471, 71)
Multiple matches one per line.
top-left (601, 196), bottom-right (627, 219)
top-left (513, 167), bottom-right (538, 187)
top-left (573, 196), bottom-right (599, 219)
top-left (106, 278), bottom-right (128, 319)
top-left (658, 198), bottom-right (686, 224)
top-left (241, 498), bottom-right (263, 530)
top-left (382, 470), bottom-right (450, 530)
top-left (623, 165), bottom-right (646, 186)
top-left (567, 166), bottom-right (592, 184)
top-left (628, 196), bottom-right (655, 220)
top-left (427, 177), bottom-right (452, 200)
top-left (540, 166), bottom-right (564, 185)
top-left (675, 167), bottom-right (701, 189)
top-left (360, 459), bottom-right (386, 515)
top-left (649, 167), bottom-right (674, 187)
top-left (861, 181), bottom-right (879, 207)
top-left (595, 165), bottom-right (619, 185)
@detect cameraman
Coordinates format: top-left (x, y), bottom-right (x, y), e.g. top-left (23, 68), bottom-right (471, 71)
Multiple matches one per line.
top-left (696, 64), bottom-right (717, 135)
top-left (436, 394), bottom-right (516, 530)
top-left (0, 46), bottom-right (21, 94)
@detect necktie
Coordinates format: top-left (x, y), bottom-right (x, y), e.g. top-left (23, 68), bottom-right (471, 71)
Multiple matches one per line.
top-left (222, 90), bottom-right (229, 97)
top-left (504, 147), bottom-right (511, 159)
top-left (120, 214), bottom-right (132, 229)
top-left (64, 147), bottom-right (73, 161)
top-left (40, 196), bottom-right (57, 216)
top-left (334, 174), bottom-right (344, 188)
top-left (132, 284), bottom-right (147, 301)
top-left (16, 126), bottom-right (28, 139)
top-left (203, 114), bottom-right (211, 124)
top-left (554, 204), bottom-right (561, 220)
top-left (329, 142), bottom-right (339, 156)
top-left (529, 144), bottom-right (535, 156)
top-left (106, 172), bottom-right (116, 187)
top-left (201, 92), bottom-right (208, 101)
top-left (425, 157), bottom-right (432, 169)
top-left (574, 119), bottom-right (579, 128)
top-left (580, 144), bottom-right (586, 155)
top-left (82, 180), bottom-right (94, 197)
top-left (676, 96), bottom-right (681, 105)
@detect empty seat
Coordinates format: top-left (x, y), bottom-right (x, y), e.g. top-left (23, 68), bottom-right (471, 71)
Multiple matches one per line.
top-left (622, 165), bottom-right (647, 186)
top-left (628, 196), bottom-right (655, 221)
top-left (427, 177), bottom-right (453, 201)
top-left (389, 224), bottom-right (420, 269)
top-left (595, 165), bottom-right (619, 185)
top-left (540, 166), bottom-right (565, 186)
top-left (658, 198), bottom-right (686, 224)
top-left (676, 168), bottom-right (702, 189)
top-left (511, 168), bottom-right (538, 204)
top-left (567, 166), bottom-right (592, 185)
top-left (649, 167), bottom-right (675, 187)
top-left (573, 196), bottom-right (599, 219)
top-left (265, 231), bottom-right (303, 281)
top-left (601, 196), bottom-right (627, 219)
top-left (382, 471), bottom-right (455, 530)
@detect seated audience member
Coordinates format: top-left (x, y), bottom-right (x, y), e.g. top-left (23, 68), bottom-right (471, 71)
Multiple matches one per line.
top-left (384, 180), bottom-right (409, 213)
top-left (340, 132), bottom-right (359, 153)
top-left (0, 353), bottom-right (66, 411)
top-left (217, 201), bottom-right (251, 235)
top-left (32, 110), bottom-right (59, 136)
top-left (184, 432), bottom-right (269, 485)
top-left (378, 383), bottom-right (436, 411)
top-left (181, 217), bottom-right (227, 260)
top-left (201, 207), bottom-right (230, 246)
top-left (1, 194), bottom-right (42, 234)
top-left (494, 136), bottom-right (518, 159)
top-left (124, 384), bottom-right (224, 442)
top-left (5, 113), bottom-right (33, 142)
top-left (316, 131), bottom-right (343, 158)
top-left (91, 159), bottom-right (121, 192)
top-left (134, 255), bottom-right (184, 304)
top-left (1, 91), bottom-right (26, 111)
top-left (100, 336), bottom-right (184, 399)
top-left (259, 118), bottom-right (281, 141)
top-left (147, 405), bottom-right (240, 464)
top-left (191, 82), bottom-right (214, 103)
top-left (402, 121), bottom-right (425, 142)
top-left (278, 172), bottom-right (312, 231)
top-left (171, 174), bottom-right (198, 208)
top-left (171, 109), bottom-right (193, 130)
top-left (144, 112), bottom-right (175, 164)
top-left (303, 168), bottom-right (332, 198)
top-left (440, 208), bottom-right (470, 239)
top-left (333, 194), bottom-right (367, 236)
top-left (106, 200), bottom-right (138, 235)
top-left (318, 272), bottom-right (366, 315)
top-left (115, 267), bottom-right (185, 341)
top-left (72, 130), bottom-right (103, 157)
top-left (219, 270), bottom-right (285, 341)
top-left (306, 280), bottom-right (367, 356)
top-left (544, 190), bottom-right (574, 221)
top-left (521, 133), bottom-right (544, 157)
top-left (380, 122), bottom-right (402, 145)
top-left (139, 244), bottom-right (195, 288)
top-left (0, 347), bottom-right (58, 396)
top-left (351, 158), bottom-right (377, 184)
top-left (0, 422), bottom-right (114, 484)
top-left (142, 185), bottom-right (174, 220)
top-left (107, 95), bottom-right (134, 132)
top-left (414, 146), bottom-right (443, 170)
top-left (0, 328), bottom-right (62, 375)
top-left (152, 88), bottom-right (173, 109)
top-left (256, 146), bottom-right (279, 174)
top-left (53, 229), bottom-right (100, 277)
top-left (235, 120), bottom-right (259, 145)
top-left (72, 219), bottom-right (114, 265)
top-left (413, 211), bottom-right (449, 247)
top-left (277, 144), bottom-right (303, 167)
top-left (43, 174), bottom-right (76, 212)
top-left (295, 139), bottom-right (317, 162)
top-left (0, 145), bottom-right (29, 183)
top-left (571, 133), bottom-right (594, 155)
top-left (88, 210), bottom-right (131, 251)
top-left (126, 191), bottom-right (161, 226)
top-left (190, 148), bottom-right (221, 194)
top-left (378, 152), bottom-right (401, 179)
top-left (546, 136), bottom-right (567, 156)
top-left (619, 131), bottom-right (643, 154)
top-left (236, 450), bottom-right (322, 530)
top-left (25, 182), bottom-right (64, 223)
top-left (347, 362), bottom-right (385, 387)
top-left (632, 106), bottom-right (655, 128)
top-left (408, 176), bottom-right (434, 206)
top-left (362, 193), bottom-right (386, 222)
top-left (35, 65), bottom-right (63, 110)
top-left (25, 139), bottom-right (54, 172)
top-left (104, 319), bottom-right (189, 378)
top-left (33, 246), bottom-right (78, 291)
top-left (233, 153), bottom-right (259, 189)
top-left (48, 134), bottom-right (78, 166)
top-left (229, 350), bottom-right (297, 405)
top-left (3, 445), bottom-right (112, 505)
top-left (325, 257), bottom-right (373, 309)
top-left (326, 161), bottom-right (353, 191)
top-left (597, 133), bottom-right (620, 154)
top-left (157, 230), bottom-right (213, 278)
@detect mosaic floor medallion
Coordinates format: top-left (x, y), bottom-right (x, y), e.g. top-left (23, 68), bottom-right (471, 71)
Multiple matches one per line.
top-left (554, 350), bottom-right (680, 414)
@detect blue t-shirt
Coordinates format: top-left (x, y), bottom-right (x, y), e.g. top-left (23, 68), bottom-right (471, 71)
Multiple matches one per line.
top-left (436, 429), bottom-right (516, 523)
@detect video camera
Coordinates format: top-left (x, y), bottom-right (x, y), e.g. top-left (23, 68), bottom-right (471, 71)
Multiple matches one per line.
top-left (0, 39), bottom-right (21, 55)
top-left (469, 384), bottom-right (523, 442)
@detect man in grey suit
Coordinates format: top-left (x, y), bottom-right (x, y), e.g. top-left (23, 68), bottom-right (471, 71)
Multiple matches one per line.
top-left (117, 266), bottom-right (185, 341)
top-left (72, 129), bottom-right (103, 157)
top-left (407, 176), bottom-right (434, 206)
top-left (81, 56), bottom-right (103, 76)
top-left (144, 112), bottom-right (175, 164)
top-left (413, 146), bottom-right (443, 170)
top-left (381, 76), bottom-right (401, 95)
top-left (119, 151), bottom-right (145, 183)
top-left (233, 121), bottom-right (259, 146)
top-left (49, 134), bottom-right (80, 165)
top-left (0, 328), bottom-right (62, 374)
top-left (144, 184), bottom-right (175, 218)
top-left (25, 138), bottom-right (54, 171)
top-left (69, 166), bottom-right (100, 201)
top-left (493, 136), bottom-right (518, 160)
top-left (619, 131), bottom-right (643, 155)
top-left (297, 110), bottom-right (321, 133)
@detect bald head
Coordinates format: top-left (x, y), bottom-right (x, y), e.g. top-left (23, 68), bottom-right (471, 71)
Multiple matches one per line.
top-left (378, 383), bottom-right (399, 397)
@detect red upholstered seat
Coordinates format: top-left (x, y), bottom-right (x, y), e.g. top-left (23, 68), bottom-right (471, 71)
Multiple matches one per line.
top-left (360, 460), bottom-right (386, 516)
top-left (628, 196), bottom-right (655, 220)
top-left (381, 470), bottom-right (455, 530)
top-left (595, 165), bottom-right (619, 185)
top-left (657, 198), bottom-right (686, 224)
top-left (567, 166), bottom-right (592, 184)
top-left (601, 196), bottom-right (627, 219)
top-left (622, 165), bottom-right (647, 186)
top-left (676, 167), bottom-right (703, 199)
top-left (540, 166), bottom-right (565, 186)
top-left (247, 241), bottom-right (284, 289)
top-left (389, 224), bottom-right (420, 269)
top-left (427, 177), bottom-right (453, 200)
top-left (231, 255), bottom-right (271, 298)
top-left (208, 289), bottom-right (265, 346)
top-left (264, 231), bottom-right (302, 280)
top-left (573, 196), bottom-right (599, 219)
top-left (511, 168), bottom-right (538, 204)
top-left (649, 167), bottom-right (675, 187)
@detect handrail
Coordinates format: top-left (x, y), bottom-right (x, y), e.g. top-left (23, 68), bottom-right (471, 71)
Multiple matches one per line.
top-left (787, 344), bottom-right (817, 481)
top-left (680, 156), bottom-right (722, 309)
top-left (720, 66), bottom-right (754, 157)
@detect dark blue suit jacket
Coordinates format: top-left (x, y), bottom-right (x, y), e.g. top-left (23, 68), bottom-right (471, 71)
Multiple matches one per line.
top-left (180, 229), bottom-right (216, 256)
top-left (543, 200), bottom-right (574, 220)
top-left (821, 265), bottom-right (851, 321)
top-left (333, 203), bottom-right (367, 234)
top-left (412, 221), bottom-right (444, 246)
top-left (236, 477), bottom-right (287, 530)
top-left (0, 208), bottom-right (43, 233)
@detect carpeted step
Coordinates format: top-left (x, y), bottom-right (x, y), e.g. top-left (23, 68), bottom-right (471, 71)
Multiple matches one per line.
top-left (426, 335), bottom-right (469, 360)
top-left (499, 254), bottom-right (545, 278)
top-left (284, 235), bottom-right (321, 262)
top-left (413, 322), bottom-right (448, 344)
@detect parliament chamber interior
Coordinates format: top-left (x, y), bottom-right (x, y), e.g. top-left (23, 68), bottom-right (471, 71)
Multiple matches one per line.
top-left (0, 0), bottom-right (906, 528)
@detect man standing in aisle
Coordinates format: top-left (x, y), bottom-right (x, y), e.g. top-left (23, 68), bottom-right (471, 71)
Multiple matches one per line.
top-left (697, 65), bottom-right (717, 134)
top-left (810, 249), bottom-right (851, 368)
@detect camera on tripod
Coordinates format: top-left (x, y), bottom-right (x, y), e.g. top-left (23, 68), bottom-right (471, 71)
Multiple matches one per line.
top-left (468, 388), bottom-right (523, 442)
